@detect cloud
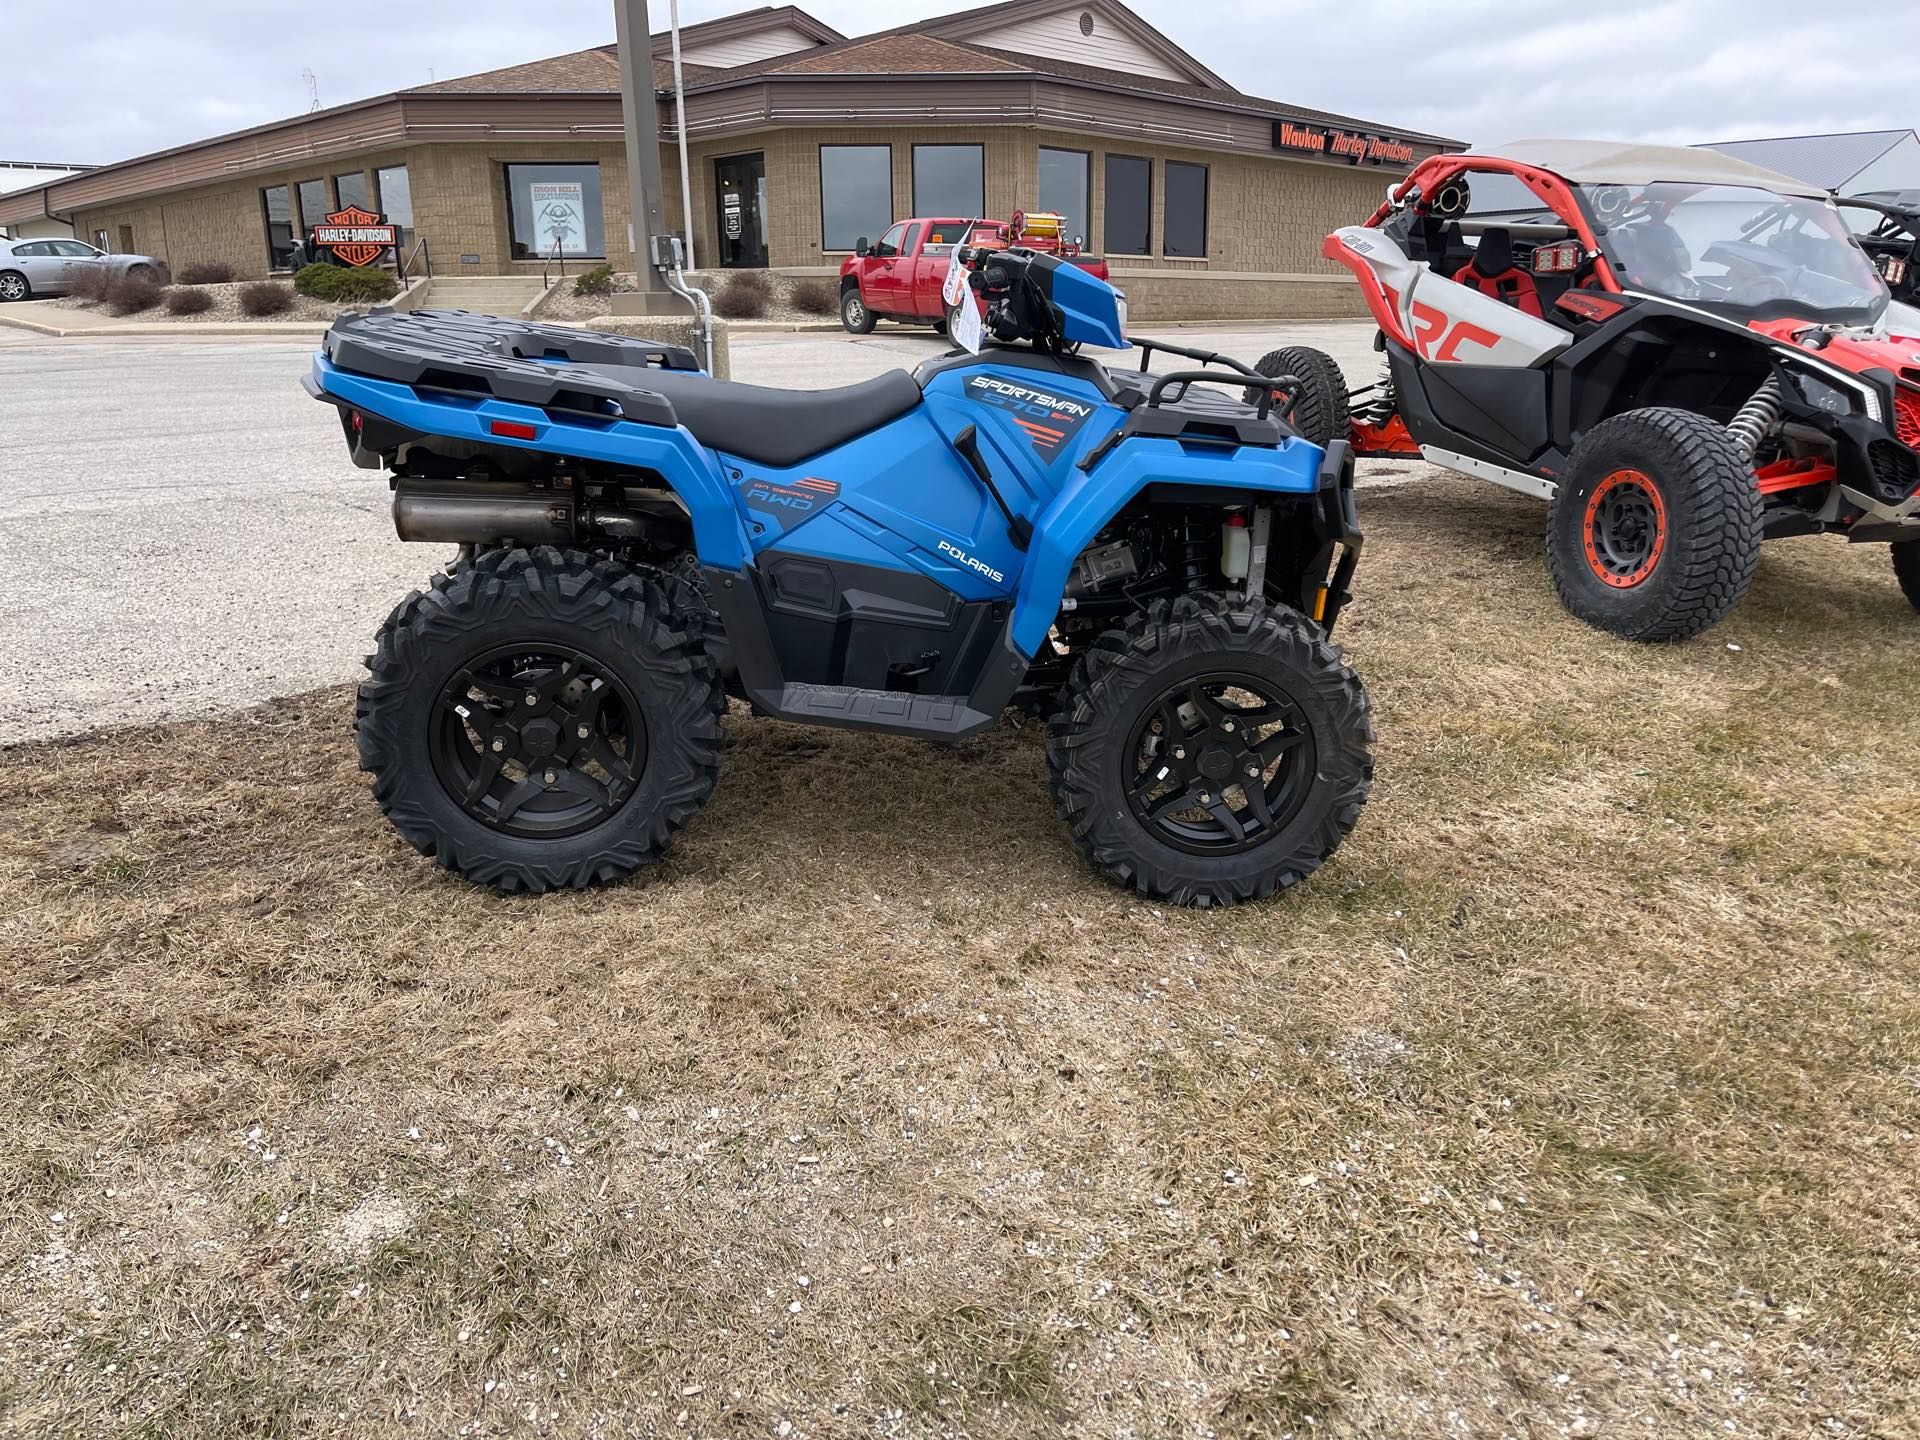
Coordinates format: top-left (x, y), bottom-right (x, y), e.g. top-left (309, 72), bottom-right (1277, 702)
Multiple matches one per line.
top-left (2, 0), bottom-right (1913, 165)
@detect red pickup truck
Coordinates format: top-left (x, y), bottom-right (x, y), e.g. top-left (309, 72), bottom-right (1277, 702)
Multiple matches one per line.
top-left (837, 213), bottom-right (1108, 334)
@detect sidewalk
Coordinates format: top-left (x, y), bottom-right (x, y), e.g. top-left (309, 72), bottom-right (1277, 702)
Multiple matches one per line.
top-left (0, 301), bottom-right (332, 339)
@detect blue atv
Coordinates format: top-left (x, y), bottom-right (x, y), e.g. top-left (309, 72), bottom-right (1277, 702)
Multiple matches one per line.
top-left (306, 247), bottom-right (1372, 905)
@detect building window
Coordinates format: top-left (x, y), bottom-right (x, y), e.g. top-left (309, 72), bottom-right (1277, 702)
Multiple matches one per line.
top-left (505, 163), bottom-right (605, 260)
top-left (912, 144), bottom-right (984, 219)
top-left (296, 178), bottom-right (329, 229)
top-left (117, 224), bottom-right (135, 254)
top-left (1037, 148), bottom-right (1090, 248)
top-left (261, 185), bottom-right (296, 270)
top-left (819, 144), bottom-right (892, 252)
top-left (375, 165), bottom-right (413, 228)
top-left (1104, 154), bottom-right (1152, 256)
top-left (92, 229), bottom-right (109, 252)
top-left (335, 170), bottom-right (371, 211)
top-left (1164, 161), bottom-right (1209, 258)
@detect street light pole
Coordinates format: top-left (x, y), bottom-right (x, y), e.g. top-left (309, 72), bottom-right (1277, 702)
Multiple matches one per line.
top-left (614, 0), bottom-right (678, 315)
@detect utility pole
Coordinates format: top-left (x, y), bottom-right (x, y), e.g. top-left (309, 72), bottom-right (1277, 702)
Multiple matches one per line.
top-left (614, 0), bottom-right (679, 315)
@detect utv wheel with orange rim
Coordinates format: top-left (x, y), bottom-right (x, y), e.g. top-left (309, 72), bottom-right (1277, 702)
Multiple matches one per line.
top-left (1546, 407), bottom-right (1761, 642)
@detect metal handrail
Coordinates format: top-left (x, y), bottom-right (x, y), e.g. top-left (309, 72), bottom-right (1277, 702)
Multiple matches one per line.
top-left (541, 243), bottom-right (568, 290)
top-left (398, 235), bottom-right (432, 284)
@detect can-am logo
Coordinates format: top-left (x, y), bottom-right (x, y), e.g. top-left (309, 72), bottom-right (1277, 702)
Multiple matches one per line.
top-left (965, 375), bottom-right (1097, 454)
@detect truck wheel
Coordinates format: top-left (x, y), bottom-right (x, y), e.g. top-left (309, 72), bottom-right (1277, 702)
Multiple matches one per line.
top-left (1248, 346), bottom-right (1348, 448)
top-left (1894, 540), bottom-right (1920, 613)
top-left (355, 546), bottom-right (724, 893)
top-left (1546, 408), bottom-right (1761, 642)
top-left (1046, 592), bottom-right (1373, 908)
top-left (840, 288), bottom-right (876, 335)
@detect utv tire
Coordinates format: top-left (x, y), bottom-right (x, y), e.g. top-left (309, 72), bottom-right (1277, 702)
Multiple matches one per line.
top-left (0, 271), bottom-right (29, 303)
top-left (1047, 593), bottom-right (1374, 907)
top-left (1546, 408), bottom-right (1762, 642)
top-left (840, 288), bottom-right (876, 335)
top-left (1894, 540), bottom-right (1920, 613)
top-left (1248, 346), bottom-right (1349, 448)
top-left (356, 546), bottom-right (724, 893)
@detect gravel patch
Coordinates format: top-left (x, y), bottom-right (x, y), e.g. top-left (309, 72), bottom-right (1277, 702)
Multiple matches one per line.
top-left (533, 269), bottom-right (845, 327)
top-left (53, 281), bottom-right (378, 325)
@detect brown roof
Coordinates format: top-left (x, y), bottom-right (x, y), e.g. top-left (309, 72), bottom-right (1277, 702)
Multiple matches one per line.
top-left (760, 34), bottom-right (1030, 76)
top-left (407, 47), bottom-right (723, 95)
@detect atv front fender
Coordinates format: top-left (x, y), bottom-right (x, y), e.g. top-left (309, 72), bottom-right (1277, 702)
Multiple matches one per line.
top-left (1010, 434), bottom-right (1326, 655)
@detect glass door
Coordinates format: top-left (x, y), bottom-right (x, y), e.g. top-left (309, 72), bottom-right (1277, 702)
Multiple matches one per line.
top-left (713, 152), bottom-right (768, 268)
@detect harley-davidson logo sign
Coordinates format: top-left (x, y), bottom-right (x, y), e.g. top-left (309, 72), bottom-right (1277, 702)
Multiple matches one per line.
top-left (311, 206), bottom-right (398, 267)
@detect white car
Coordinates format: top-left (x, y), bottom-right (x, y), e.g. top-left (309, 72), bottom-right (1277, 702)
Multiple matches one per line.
top-left (0, 238), bottom-right (166, 301)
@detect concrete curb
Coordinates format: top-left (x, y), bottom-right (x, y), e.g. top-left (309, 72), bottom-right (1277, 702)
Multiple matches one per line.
top-left (0, 313), bottom-right (334, 338)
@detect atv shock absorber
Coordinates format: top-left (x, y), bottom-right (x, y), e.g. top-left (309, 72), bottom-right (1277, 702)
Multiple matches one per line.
top-left (1725, 375), bottom-right (1787, 462)
top-left (1350, 359), bottom-right (1398, 428)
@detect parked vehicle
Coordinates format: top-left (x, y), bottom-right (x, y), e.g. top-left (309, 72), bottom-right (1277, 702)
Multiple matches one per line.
top-left (839, 212), bottom-right (1110, 335)
top-left (307, 247), bottom-right (1369, 905)
top-left (0, 238), bottom-right (165, 301)
top-left (1311, 139), bottom-right (1920, 640)
top-left (1846, 190), bottom-right (1920, 305)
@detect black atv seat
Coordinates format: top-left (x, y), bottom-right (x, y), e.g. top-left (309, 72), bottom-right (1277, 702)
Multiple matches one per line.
top-left (627, 368), bottom-right (924, 468)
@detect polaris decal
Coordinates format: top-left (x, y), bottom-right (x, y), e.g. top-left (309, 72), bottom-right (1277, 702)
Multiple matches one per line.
top-left (965, 375), bottom-right (1096, 454)
top-left (937, 539), bottom-right (1005, 585)
top-left (744, 476), bottom-right (839, 513)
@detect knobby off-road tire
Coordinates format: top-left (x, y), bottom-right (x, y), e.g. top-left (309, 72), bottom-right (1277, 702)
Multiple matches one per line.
top-left (356, 546), bottom-right (724, 893)
top-left (1893, 540), bottom-right (1920, 613)
top-left (1248, 346), bottom-right (1350, 449)
top-left (1545, 407), bottom-right (1762, 642)
top-left (840, 287), bottom-right (876, 335)
top-left (1046, 593), bottom-right (1374, 907)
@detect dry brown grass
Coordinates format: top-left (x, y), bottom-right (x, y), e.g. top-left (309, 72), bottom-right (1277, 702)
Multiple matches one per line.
top-left (4, 474), bottom-right (1920, 1438)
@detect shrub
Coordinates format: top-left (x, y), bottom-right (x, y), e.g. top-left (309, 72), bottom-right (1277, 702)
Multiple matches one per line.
top-left (238, 281), bottom-right (293, 317)
top-left (176, 260), bottom-right (234, 285)
top-left (293, 263), bottom-right (397, 304)
top-left (573, 264), bottom-right (616, 297)
top-left (105, 275), bottom-right (162, 316)
top-left (66, 266), bottom-right (113, 304)
top-left (789, 278), bottom-right (837, 316)
top-left (711, 273), bottom-right (771, 320)
top-left (164, 286), bottom-right (215, 317)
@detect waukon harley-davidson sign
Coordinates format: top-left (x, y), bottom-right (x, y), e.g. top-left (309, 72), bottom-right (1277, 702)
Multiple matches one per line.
top-left (311, 206), bottom-right (398, 267)
top-left (1272, 121), bottom-right (1416, 168)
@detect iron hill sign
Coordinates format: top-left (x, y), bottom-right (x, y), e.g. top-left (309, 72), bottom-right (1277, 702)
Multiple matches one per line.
top-left (311, 206), bottom-right (399, 267)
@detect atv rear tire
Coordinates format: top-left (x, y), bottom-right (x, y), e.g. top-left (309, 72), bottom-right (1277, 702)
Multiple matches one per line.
top-left (1546, 408), bottom-right (1761, 642)
top-left (1894, 540), bottom-right (1920, 613)
top-left (355, 546), bottom-right (724, 893)
top-left (1248, 346), bottom-right (1349, 448)
top-left (840, 288), bottom-right (876, 335)
top-left (1046, 593), bottom-right (1373, 907)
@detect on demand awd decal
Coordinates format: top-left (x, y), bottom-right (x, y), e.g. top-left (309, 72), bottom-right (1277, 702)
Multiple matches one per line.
top-left (966, 375), bottom-right (1097, 454)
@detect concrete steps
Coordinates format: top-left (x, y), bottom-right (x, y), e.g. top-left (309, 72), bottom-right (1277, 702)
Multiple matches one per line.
top-left (417, 276), bottom-right (550, 317)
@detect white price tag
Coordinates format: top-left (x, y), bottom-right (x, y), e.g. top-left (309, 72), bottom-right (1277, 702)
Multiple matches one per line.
top-left (953, 292), bottom-right (985, 354)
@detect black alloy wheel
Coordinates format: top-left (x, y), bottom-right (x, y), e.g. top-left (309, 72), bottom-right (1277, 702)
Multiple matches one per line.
top-left (429, 646), bottom-right (646, 839)
top-left (1123, 673), bottom-right (1317, 854)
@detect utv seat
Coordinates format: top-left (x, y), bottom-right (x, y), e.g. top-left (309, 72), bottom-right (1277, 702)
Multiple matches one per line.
top-left (616, 368), bottom-right (924, 468)
top-left (1452, 228), bottom-right (1544, 318)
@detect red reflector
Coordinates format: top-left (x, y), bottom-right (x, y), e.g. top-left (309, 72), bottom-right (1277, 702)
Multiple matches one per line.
top-left (490, 420), bottom-right (537, 440)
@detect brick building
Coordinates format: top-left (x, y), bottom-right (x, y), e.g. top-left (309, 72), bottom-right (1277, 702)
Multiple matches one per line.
top-left (0, 0), bottom-right (1460, 320)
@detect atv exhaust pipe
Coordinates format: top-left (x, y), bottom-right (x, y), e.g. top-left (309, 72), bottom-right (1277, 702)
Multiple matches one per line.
top-left (393, 478), bottom-right (575, 545)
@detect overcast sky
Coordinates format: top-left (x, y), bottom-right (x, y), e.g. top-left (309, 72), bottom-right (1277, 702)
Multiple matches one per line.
top-left (7, 0), bottom-right (1916, 166)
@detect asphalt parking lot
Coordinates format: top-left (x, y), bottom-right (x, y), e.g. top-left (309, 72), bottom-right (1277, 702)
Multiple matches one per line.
top-left (0, 320), bottom-right (1395, 745)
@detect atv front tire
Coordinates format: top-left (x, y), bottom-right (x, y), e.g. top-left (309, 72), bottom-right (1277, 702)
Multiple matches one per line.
top-left (1046, 593), bottom-right (1373, 907)
top-left (1894, 540), bottom-right (1920, 613)
top-left (1546, 408), bottom-right (1761, 642)
top-left (356, 546), bottom-right (724, 893)
top-left (1249, 346), bottom-right (1349, 449)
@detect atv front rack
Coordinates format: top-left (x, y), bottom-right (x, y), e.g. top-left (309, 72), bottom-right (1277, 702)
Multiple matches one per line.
top-left (322, 309), bottom-right (703, 427)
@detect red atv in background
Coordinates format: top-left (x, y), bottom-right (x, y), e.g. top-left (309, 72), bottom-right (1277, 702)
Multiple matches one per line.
top-left (839, 211), bottom-right (1110, 336)
top-left (1286, 140), bottom-right (1920, 641)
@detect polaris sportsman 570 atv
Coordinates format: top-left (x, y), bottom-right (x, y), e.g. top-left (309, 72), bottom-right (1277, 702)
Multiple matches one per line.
top-left (1302, 139), bottom-right (1920, 641)
top-left (306, 246), bottom-right (1370, 905)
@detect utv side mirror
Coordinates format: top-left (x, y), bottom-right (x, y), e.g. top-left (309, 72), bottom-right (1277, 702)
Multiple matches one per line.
top-left (854, 237), bottom-right (869, 257)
